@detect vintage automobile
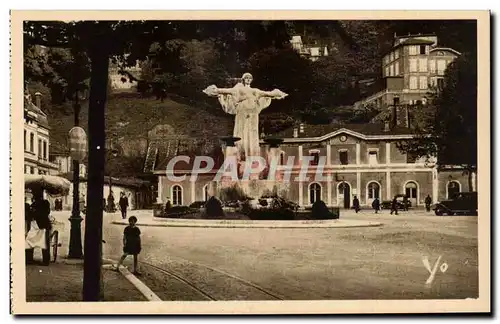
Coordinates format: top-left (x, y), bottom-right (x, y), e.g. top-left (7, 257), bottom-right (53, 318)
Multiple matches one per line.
top-left (380, 194), bottom-right (412, 210)
top-left (433, 192), bottom-right (478, 216)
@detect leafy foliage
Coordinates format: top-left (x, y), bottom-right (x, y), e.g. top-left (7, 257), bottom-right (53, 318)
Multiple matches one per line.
top-left (205, 196), bottom-right (225, 219)
top-left (311, 200), bottom-right (335, 220)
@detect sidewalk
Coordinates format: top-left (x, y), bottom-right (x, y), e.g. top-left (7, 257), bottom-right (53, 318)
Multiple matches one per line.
top-left (26, 260), bottom-right (147, 302)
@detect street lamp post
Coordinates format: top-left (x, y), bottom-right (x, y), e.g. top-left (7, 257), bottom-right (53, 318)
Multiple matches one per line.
top-left (68, 91), bottom-right (85, 259)
top-left (106, 144), bottom-right (119, 212)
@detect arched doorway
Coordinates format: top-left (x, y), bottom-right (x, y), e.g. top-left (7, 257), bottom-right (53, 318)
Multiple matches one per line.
top-left (447, 181), bottom-right (461, 199)
top-left (172, 185), bottom-right (183, 206)
top-left (309, 183), bottom-right (322, 204)
top-left (404, 181), bottom-right (418, 206)
top-left (338, 182), bottom-right (351, 209)
top-left (366, 181), bottom-right (381, 205)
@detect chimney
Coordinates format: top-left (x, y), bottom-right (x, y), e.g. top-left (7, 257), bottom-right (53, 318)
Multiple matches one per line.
top-left (299, 123), bottom-right (304, 133)
top-left (384, 121), bottom-right (390, 132)
top-left (34, 92), bottom-right (42, 109)
top-left (293, 127), bottom-right (298, 138)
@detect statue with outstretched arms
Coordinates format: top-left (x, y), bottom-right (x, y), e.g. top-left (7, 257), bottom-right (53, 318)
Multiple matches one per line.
top-left (203, 73), bottom-right (287, 161)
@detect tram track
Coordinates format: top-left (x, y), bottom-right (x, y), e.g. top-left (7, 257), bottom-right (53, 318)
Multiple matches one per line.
top-left (140, 261), bottom-right (216, 301)
top-left (139, 256), bottom-right (285, 301)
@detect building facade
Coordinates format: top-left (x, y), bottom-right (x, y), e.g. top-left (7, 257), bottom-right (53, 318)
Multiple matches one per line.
top-left (290, 35), bottom-right (329, 62)
top-left (152, 123), bottom-right (475, 209)
top-left (355, 33), bottom-right (461, 126)
top-left (23, 91), bottom-right (58, 175)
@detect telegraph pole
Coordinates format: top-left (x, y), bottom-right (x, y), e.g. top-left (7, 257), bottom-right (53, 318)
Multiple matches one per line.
top-left (83, 41), bottom-right (109, 301)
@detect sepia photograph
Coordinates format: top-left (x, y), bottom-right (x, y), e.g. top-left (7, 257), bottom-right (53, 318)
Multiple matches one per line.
top-left (10, 10), bottom-right (490, 314)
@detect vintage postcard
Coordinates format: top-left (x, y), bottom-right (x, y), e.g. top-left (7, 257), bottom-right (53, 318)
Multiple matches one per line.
top-left (10, 10), bottom-right (490, 315)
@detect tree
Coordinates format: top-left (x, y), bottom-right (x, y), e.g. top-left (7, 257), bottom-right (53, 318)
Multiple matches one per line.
top-left (24, 20), bottom-right (299, 301)
top-left (397, 52), bottom-right (477, 191)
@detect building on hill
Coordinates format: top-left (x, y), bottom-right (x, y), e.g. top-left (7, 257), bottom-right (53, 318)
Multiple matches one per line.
top-left (109, 57), bottom-right (141, 92)
top-left (290, 35), bottom-right (329, 62)
top-left (23, 90), bottom-right (59, 175)
top-left (150, 121), bottom-right (475, 209)
top-left (354, 33), bottom-right (461, 127)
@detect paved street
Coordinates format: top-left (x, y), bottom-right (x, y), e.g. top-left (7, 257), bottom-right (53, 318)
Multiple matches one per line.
top-left (50, 209), bottom-right (478, 300)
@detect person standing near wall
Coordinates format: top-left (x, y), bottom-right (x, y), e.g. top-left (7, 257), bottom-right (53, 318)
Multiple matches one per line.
top-left (425, 194), bottom-right (432, 212)
top-left (30, 189), bottom-right (52, 265)
top-left (352, 196), bottom-right (360, 213)
top-left (119, 192), bottom-right (129, 219)
top-left (372, 197), bottom-right (380, 214)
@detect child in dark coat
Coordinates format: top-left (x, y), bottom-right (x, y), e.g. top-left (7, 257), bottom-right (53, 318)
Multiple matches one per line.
top-left (115, 216), bottom-right (141, 275)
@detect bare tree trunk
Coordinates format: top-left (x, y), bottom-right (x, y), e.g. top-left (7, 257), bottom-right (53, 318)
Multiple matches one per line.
top-left (83, 42), bottom-right (109, 301)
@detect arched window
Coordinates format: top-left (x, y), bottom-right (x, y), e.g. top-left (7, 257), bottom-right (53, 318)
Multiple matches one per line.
top-left (405, 181), bottom-right (418, 200)
top-left (203, 185), bottom-right (209, 201)
top-left (367, 182), bottom-right (380, 199)
top-left (172, 185), bottom-right (183, 206)
top-left (447, 181), bottom-right (460, 199)
top-left (309, 183), bottom-right (322, 204)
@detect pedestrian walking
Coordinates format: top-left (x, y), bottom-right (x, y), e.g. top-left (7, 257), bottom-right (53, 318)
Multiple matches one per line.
top-left (119, 192), bottom-right (129, 219)
top-left (353, 196), bottom-right (360, 213)
top-left (372, 197), bottom-right (380, 214)
top-left (390, 196), bottom-right (399, 215)
top-left (115, 216), bottom-right (142, 275)
top-left (425, 194), bottom-right (432, 212)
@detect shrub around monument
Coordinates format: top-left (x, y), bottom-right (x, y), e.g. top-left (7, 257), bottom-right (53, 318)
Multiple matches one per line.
top-left (154, 205), bottom-right (198, 218)
top-left (189, 201), bottom-right (206, 209)
top-left (311, 200), bottom-right (338, 220)
top-left (205, 196), bottom-right (225, 219)
top-left (219, 186), bottom-right (250, 202)
top-left (241, 197), bottom-right (296, 220)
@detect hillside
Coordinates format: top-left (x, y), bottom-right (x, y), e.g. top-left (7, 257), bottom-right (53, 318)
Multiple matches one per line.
top-left (48, 92), bottom-right (234, 156)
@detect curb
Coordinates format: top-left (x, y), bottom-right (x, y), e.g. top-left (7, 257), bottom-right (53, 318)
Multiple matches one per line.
top-left (111, 219), bottom-right (383, 229)
top-left (102, 258), bottom-right (161, 301)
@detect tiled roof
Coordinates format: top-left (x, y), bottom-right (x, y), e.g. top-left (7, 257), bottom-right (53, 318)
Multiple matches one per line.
top-left (399, 38), bottom-right (435, 46)
top-left (24, 96), bottom-right (49, 128)
top-left (60, 172), bottom-right (150, 188)
top-left (145, 137), bottom-right (225, 172)
top-left (385, 37), bottom-right (436, 55)
top-left (273, 123), bottom-right (415, 139)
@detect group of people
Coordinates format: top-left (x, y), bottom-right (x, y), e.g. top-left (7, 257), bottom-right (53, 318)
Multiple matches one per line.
top-left (25, 189), bottom-right (52, 265)
top-left (350, 194), bottom-right (433, 214)
top-left (104, 191), bottom-right (130, 219)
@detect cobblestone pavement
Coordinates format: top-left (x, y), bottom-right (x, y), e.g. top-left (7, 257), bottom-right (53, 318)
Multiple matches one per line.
top-left (51, 209), bottom-right (478, 300)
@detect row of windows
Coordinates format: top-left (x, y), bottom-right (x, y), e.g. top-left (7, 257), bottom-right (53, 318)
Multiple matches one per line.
top-left (279, 148), bottom-right (422, 166)
top-left (23, 165), bottom-right (47, 175)
top-left (409, 58), bottom-right (448, 74)
top-left (384, 45), bottom-right (429, 65)
top-left (307, 150), bottom-right (377, 166)
top-left (408, 45), bottom-right (428, 56)
top-left (384, 49), bottom-right (401, 65)
top-left (385, 58), bottom-right (451, 78)
top-left (384, 62), bottom-right (400, 77)
top-left (409, 76), bottom-right (429, 90)
top-left (24, 130), bottom-right (48, 160)
top-left (169, 180), bottom-right (462, 206)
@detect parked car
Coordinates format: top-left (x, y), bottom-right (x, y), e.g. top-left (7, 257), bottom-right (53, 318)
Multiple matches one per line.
top-left (380, 194), bottom-right (412, 210)
top-left (433, 192), bottom-right (478, 216)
